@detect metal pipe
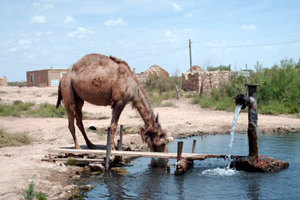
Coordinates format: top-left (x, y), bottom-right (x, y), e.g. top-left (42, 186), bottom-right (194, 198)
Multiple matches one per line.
top-left (246, 84), bottom-right (259, 158)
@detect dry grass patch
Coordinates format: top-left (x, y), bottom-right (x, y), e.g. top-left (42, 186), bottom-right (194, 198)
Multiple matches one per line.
top-left (0, 128), bottom-right (33, 148)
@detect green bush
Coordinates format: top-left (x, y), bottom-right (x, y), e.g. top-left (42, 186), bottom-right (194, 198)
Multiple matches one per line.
top-left (192, 58), bottom-right (300, 115)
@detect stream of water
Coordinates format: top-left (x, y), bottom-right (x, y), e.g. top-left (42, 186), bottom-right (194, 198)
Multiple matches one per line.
top-left (81, 133), bottom-right (300, 200)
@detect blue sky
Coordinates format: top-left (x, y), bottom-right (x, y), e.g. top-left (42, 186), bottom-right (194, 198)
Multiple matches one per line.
top-left (0, 0), bottom-right (299, 81)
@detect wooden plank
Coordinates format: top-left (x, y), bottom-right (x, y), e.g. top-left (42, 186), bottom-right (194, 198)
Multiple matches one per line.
top-left (192, 140), bottom-right (197, 153)
top-left (42, 158), bottom-right (103, 163)
top-left (105, 127), bottom-right (112, 170)
top-left (177, 141), bottom-right (183, 161)
top-left (49, 148), bottom-right (244, 161)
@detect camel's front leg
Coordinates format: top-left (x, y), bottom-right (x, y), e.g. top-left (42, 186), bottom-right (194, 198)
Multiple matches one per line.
top-left (110, 101), bottom-right (126, 150)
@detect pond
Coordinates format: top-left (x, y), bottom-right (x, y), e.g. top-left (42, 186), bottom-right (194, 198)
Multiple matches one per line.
top-left (82, 133), bottom-right (300, 200)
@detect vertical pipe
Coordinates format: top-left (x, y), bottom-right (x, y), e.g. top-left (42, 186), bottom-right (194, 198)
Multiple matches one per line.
top-left (177, 141), bottom-right (183, 161)
top-left (118, 125), bottom-right (123, 151)
top-left (189, 39), bottom-right (192, 71)
top-left (246, 84), bottom-right (259, 158)
top-left (192, 140), bottom-right (197, 153)
top-left (105, 127), bottom-right (112, 170)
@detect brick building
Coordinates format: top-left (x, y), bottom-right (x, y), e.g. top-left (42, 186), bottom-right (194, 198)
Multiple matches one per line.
top-left (0, 76), bottom-right (7, 86)
top-left (26, 69), bottom-right (68, 87)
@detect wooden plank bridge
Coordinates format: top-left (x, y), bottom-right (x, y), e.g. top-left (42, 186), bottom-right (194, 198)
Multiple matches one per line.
top-left (45, 125), bottom-right (244, 175)
top-left (49, 148), bottom-right (242, 161)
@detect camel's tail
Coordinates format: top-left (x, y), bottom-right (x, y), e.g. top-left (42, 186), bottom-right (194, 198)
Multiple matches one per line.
top-left (56, 81), bottom-right (62, 109)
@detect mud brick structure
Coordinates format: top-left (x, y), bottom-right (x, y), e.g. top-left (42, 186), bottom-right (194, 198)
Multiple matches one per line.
top-left (182, 68), bottom-right (231, 92)
top-left (27, 69), bottom-right (68, 87)
top-left (0, 76), bottom-right (7, 86)
top-left (135, 65), bottom-right (169, 84)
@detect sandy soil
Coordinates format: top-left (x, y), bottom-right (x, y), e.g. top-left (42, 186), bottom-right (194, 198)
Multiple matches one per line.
top-left (0, 86), bottom-right (299, 199)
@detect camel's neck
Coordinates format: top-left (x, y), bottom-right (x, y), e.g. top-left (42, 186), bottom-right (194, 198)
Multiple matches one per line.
top-left (133, 86), bottom-right (156, 129)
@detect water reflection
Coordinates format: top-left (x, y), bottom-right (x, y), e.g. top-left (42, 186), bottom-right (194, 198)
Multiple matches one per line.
top-left (136, 158), bottom-right (169, 199)
top-left (246, 176), bottom-right (261, 200)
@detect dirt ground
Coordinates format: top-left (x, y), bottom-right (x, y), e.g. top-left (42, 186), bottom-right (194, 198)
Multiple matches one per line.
top-left (0, 86), bottom-right (299, 199)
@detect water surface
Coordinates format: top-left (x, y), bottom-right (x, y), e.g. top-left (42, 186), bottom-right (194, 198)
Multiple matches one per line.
top-left (84, 133), bottom-right (300, 200)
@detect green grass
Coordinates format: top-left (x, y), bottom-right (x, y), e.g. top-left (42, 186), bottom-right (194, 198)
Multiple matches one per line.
top-left (66, 158), bottom-right (78, 166)
top-left (49, 92), bottom-right (57, 97)
top-left (147, 91), bottom-right (178, 107)
top-left (24, 179), bottom-right (47, 200)
top-left (259, 101), bottom-right (295, 115)
top-left (0, 90), bottom-right (7, 94)
top-left (191, 95), bottom-right (235, 111)
top-left (160, 101), bottom-right (176, 107)
top-left (0, 101), bottom-right (35, 117)
top-left (27, 103), bottom-right (66, 118)
top-left (0, 101), bottom-right (66, 118)
top-left (0, 128), bottom-right (33, 148)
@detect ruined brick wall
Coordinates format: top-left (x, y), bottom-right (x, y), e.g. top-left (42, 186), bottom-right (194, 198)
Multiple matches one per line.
top-left (182, 72), bottom-right (201, 91)
top-left (0, 76), bottom-right (7, 86)
top-left (182, 70), bottom-right (231, 92)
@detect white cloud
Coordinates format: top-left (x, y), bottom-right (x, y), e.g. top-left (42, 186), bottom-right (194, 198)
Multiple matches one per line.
top-left (185, 13), bottom-right (193, 18)
top-left (9, 39), bottom-right (32, 52)
top-left (241, 24), bottom-right (257, 30)
top-left (104, 18), bottom-right (126, 27)
top-left (67, 27), bottom-right (95, 38)
top-left (172, 2), bottom-right (182, 12)
top-left (64, 16), bottom-right (74, 24)
top-left (30, 15), bottom-right (46, 24)
top-left (163, 30), bottom-right (178, 43)
top-left (31, 2), bottom-right (54, 11)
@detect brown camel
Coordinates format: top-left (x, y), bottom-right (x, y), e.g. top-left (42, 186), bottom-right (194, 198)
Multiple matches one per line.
top-left (56, 53), bottom-right (168, 152)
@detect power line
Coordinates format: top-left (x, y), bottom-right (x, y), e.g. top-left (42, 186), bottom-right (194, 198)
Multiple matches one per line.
top-left (201, 40), bottom-right (300, 48)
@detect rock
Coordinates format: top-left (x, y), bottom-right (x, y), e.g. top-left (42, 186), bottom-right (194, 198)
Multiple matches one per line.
top-left (174, 158), bottom-right (193, 175)
top-left (79, 184), bottom-right (95, 192)
top-left (230, 155), bottom-right (289, 172)
top-left (88, 163), bottom-right (105, 172)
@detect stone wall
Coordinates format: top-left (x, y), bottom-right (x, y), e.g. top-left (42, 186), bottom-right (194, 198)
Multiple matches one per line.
top-left (182, 70), bottom-right (231, 92)
top-left (0, 76), bottom-right (7, 86)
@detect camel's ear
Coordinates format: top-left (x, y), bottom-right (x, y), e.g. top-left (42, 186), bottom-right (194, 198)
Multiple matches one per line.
top-left (156, 114), bottom-right (159, 123)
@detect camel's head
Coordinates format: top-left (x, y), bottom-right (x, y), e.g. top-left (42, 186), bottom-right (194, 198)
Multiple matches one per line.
top-left (139, 115), bottom-right (169, 152)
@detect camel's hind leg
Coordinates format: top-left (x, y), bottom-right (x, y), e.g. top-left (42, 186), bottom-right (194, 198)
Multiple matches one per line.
top-left (66, 108), bottom-right (80, 149)
top-left (75, 97), bottom-right (95, 149)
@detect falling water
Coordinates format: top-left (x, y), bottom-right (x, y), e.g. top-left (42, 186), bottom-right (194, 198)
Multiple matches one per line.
top-left (201, 105), bottom-right (243, 176)
top-left (227, 104), bottom-right (243, 164)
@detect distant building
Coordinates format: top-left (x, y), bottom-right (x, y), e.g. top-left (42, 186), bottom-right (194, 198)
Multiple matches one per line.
top-left (0, 76), bottom-right (7, 86)
top-left (135, 65), bottom-right (169, 83)
top-left (182, 66), bottom-right (251, 92)
top-left (26, 69), bottom-right (68, 87)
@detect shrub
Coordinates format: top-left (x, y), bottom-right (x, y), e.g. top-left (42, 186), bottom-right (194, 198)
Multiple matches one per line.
top-left (0, 128), bottom-right (33, 148)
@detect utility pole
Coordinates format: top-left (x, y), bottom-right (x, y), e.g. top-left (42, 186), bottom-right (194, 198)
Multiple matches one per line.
top-left (189, 39), bottom-right (192, 71)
